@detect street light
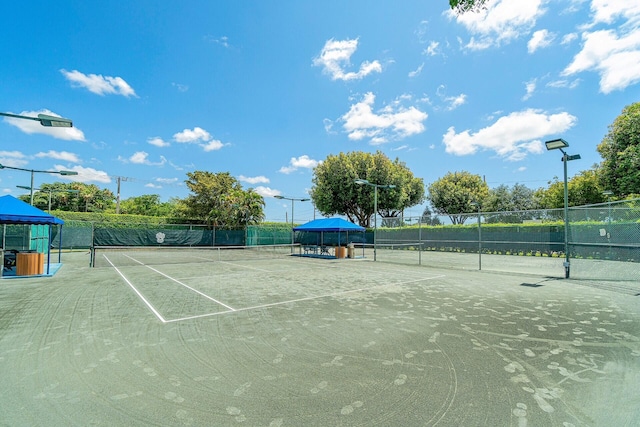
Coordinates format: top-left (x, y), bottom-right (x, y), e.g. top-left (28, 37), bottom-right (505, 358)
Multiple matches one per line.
top-left (545, 138), bottom-right (581, 278)
top-left (274, 195), bottom-right (310, 248)
top-left (0, 163), bottom-right (78, 205)
top-left (0, 112), bottom-right (73, 127)
top-left (354, 179), bottom-right (396, 261)
top-left (16, 186), bottom-right (79, 212)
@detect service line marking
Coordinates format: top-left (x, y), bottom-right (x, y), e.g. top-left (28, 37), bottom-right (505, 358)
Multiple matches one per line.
top-left (124, 254), bottom-right (236, 311)
top-left (164, 275), bottom-right (445, 323)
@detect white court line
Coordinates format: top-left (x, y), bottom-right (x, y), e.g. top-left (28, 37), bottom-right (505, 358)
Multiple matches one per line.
top-left (165, 275), bottom-right (445, 323)
top-left (123, 254), bottom-right (236, 311)
top-left (103, 254), bottom-right (167, 323)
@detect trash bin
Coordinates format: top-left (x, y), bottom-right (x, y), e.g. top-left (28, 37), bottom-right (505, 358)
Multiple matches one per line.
top-left (347, 243), bottom-right (355, 259)
top-left (335, 246), bottom-right (346, 259)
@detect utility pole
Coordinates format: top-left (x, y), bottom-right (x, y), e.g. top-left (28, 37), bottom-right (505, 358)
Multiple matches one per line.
top-left (114, 176), bottom-right (133, 214)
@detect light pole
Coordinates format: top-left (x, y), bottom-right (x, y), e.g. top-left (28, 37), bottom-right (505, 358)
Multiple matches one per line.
top-left (17, 186), bottom-right (79, 212)
top-left (274, 195), bottom-right (310, 247)
top-left (0, 112), bottom-right (73, 127)
top-left (354, 179), bottom-right (396, 261)
top-left (545, 138), bottom-right (581, 279)
top-left (0, 163), bottom-right (78, 205)
top-left (471, 201), bottom-right (482, 270)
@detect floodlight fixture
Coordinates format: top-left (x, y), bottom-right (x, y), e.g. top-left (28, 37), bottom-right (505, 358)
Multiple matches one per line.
top-left (0, 163), bottom-right (78, 205)
top-left (274, 195), bottom-right (311, 247)
top-left (545, 138), bottom-right (569, 150)
top-left (353, 178), bottom-right (396, 261)
top-left (0, 112), bottom-right (73, 127)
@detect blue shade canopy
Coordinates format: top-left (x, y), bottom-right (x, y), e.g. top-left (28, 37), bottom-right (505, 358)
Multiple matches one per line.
top-left (0, 195), bottom-right (64, 225)
top-left (293, 218), bottom-right (365, 232)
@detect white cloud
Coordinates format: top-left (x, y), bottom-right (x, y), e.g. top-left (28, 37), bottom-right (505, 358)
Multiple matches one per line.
top-left (60, 69), bottom-right (137, 97)
top-left (444, 94), bottom-right (467, 111)
top-left (589, 0), bottom-right (640, 27)
top-left (172, 127), bottom-right (227, 151)
top-left (279, 155), bottom-right (319, 174)
top-left (55, 165), bottom-right (111, 184)
top-left (2, 109), bottom-right (86, 141)
top-left (563, 29), bottom-right (640, 93)
top-left (206, 35), bottom-right (231, 48)
top-left (0, 151), bottom-right (28, 168)
top-left (125, 151), bottom-right (167, 166)
top-left (452, 0), bottom-right (547, 50)
top-left (35, 150), bottom-right (81, 163)
top-left (339, 92), bottom-right (428, 144)
top-left (424, 41), bottom-right (439, 56)
top-left (145, 183), bottom-right (162, 189)
top-left (255, 186), bottom-right (280, 198)
top-left (408, 63), bottom-right (424, 78)
top-left (148, 137), bottom-right (170, 147)
top-left (561, 33), bottom-right (578, 44)
top-left (312, 38), bottom-right (382, 81)
top-left (172, 82), bottom-right (189, 92)
top-left (173, 127), bottom-right (212, 143)
top-left (239, 175), bottom-right (270, 184)
top-left (200, 139), bottom-right (224, 152)
top-left (547, 78), bottom-right (581, 89)
top-left (522, 79), bottom-right (537, 100)
top-left (155, 177), bottom-right (179, 185)
top-left (442, 109), bottom-right (577, 161)
top-left (527, 29), bottom-right (555, 53)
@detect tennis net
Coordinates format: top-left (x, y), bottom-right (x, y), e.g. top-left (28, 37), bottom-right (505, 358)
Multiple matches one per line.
top-left (91, 244), bottom-right (301, 268)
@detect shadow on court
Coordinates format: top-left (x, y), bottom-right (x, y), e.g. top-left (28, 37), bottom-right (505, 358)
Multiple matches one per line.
top-left (1, 251), bottom-right (639, 426)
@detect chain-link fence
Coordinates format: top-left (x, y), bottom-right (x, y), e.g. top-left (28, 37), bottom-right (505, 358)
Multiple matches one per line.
top-left (369, 199), bottom-right (639, 283)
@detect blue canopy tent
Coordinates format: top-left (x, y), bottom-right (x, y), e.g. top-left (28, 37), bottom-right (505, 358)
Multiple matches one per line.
top-left (0, 195), bottom-right (64, 277)
top-left (293, 218), bottom-right (366, 258)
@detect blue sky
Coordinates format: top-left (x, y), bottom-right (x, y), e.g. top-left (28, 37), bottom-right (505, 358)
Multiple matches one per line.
top-left (1, 0), bottom-right (639, 222)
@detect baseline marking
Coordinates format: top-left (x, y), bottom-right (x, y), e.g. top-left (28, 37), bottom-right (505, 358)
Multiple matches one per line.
top-left (165, 275), bottom-right (445, 323)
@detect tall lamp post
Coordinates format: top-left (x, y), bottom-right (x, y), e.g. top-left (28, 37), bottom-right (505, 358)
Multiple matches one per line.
top-left (0, 112), bottom-right (73, 127)
top-left (544, 138), bottom-right (581, 279)
top-left (16, 186), bottom-right (79, 212)
top-left (0, 164), bottom-right (78, 205)
top-left (274, 195), bottom-right (310, 247)
top-left (354, 179), bottom-right (396, 261)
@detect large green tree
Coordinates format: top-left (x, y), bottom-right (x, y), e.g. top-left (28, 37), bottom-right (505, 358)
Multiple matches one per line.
top-left (534, 168), bottom-right (607, 209)
top-left (311, 151), bottom-right (424, 228)
top-left (427, 171), bottom-right (489, 224)
top-left (597, 102), bottom-right (640, 198)
top-left (21, 182), bottom-right (115, 212)
top-left (449, 0), bottom-right (489, 13)
top-left (119, 194), bottom-right (176, 217)
top-left (178, 171), bottom-right (265, 228)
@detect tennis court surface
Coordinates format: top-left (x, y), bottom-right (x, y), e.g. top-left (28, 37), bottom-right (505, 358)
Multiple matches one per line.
top-left (1, 250), bottom-right (639, 425)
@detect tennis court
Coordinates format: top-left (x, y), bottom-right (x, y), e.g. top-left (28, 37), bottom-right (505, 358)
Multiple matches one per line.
top-left (1, 249), bottom-right (639, 426)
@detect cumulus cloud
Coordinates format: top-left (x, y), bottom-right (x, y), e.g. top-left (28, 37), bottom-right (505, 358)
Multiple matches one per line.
top-left (279, 155), bottom-right (319, 174)
top-left (35, 150), bottom-right (81, 163)
top-left (527, 29), bottom-right (555, 53)
top-left (563, 29), bottom-right (640, 93)
top-left (452, 0), bottom-right (547, 50)
top-left (337, 92), bottom-right (428, 144)
top-left (0, 151), bottom-right (28, 168)
top-left (60, 69), bottom-right (137, 97)
top-left (155, 177), bottom-right (179, 185)
top-left (124, 151), bottom-right (167, 166)
top-left (148, 137), bottom-right (170, 147)
top-left (172, 127), bottom-right (227, 151)
top-left (254, 186), bottom-right (280, 198)
top-left (312, 38), bottom-right (382, 81)
top-left (239, 175), bottom-right (270, 184)
top-left (2, 109), bottom-right (86, 141)
top-left (442, 109), bottom-right (577, 161)
top-left (173, 127), bottom-right (211, 143)
top-left (55, 165), bottom-right (111, 184)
